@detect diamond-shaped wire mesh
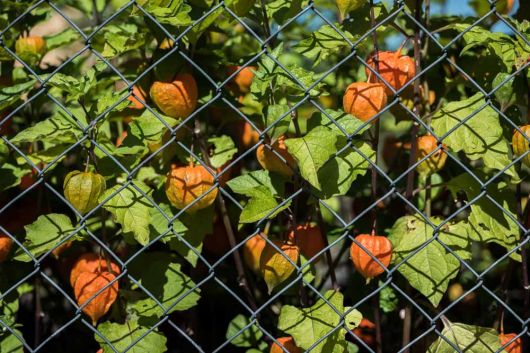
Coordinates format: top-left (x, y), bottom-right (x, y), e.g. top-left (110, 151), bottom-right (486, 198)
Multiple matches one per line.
top-left (0, 0), bottom-right (529, 352)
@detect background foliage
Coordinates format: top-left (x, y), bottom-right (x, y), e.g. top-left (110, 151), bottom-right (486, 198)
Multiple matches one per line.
top-left (0, 0), bottom-right (529, 352)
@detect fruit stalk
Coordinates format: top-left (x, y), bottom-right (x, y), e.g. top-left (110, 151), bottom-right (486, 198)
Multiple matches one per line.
top-left (315, 205), bottom-right (338, 290)
top-left (424, 174), bottom-right (432, 217)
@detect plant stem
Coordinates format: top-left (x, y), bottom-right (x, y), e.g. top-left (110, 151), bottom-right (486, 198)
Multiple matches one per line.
top-left (193, 120), bottom-right (259, 313)
top-left (260, 0), bottom-right (273, 46)
top-left (367, 0), bottom-right (380, 235)
top-left (372, 293), bottom-right (382, 353)
top-left (92, 0), bottom-right (102, 26)
top-left (288, 105), bottom-right (311, 306)
top-left (402, 1), bottom-right (424, 352)
top-left (34, 277), bottom-right (41, 346)
top-left (316, 240), bottom-right (350, 292)
top-left (515, 167), bottom-right (529, 351)
top-left (424, 174), bottom-right (432, 217)
top-left (519, 68), bottom-right (530, 351)
top-left (367, 1), bottom-right (384, 351)
top-left (315, 204), bottom-right (338, 290)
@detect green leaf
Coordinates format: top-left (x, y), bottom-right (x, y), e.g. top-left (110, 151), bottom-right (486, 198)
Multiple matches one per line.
top-left (166, 205), bottom-right (213, 266)
top-left (0, 79), bottom-right (36, 111)
top-left (346, 342), bottom-right (359, 353)
top-left (228, 171), bottom-right (289, 223)
top-left (344, 307), bottom-right (363, 331)
top-left (296, 24), bottom-right (358, 66)
top-left (284, 126), bottom-right (338, 190)
top-left (44, 28), bottom-right (80, 51)
top-left (276, 64), bottom-right (326, 97)
top-left (187, 7), bottom-right (223, 43)
top-left (15, 144), bottom-right (71, 165)
top-left (127, 252), bottom-right (200, 318)
top-left (96, 320), bottom-right (167, 353)
top-left (0, 329), bottom-right (24, 353)
top-left (0, 140), bottom-right (7, 163)
top-left (265, 104), bottom-right (291, 140)
top-left (431, 93), bottom-right (518, 180)
top-left (447, 173), bottom-right (521, 261)
top-left (308, 109), bottom-right (369, 136)
top-left (208, 135), bottom-right (238, 169)
top-left (100, 181), bottom-right (154, 246)
top-left (11, 106), bottom-right (86, 145)
top-left (99, 24), bottom-right (146, 58)
top-left (492, 72), bottom-right (526, 109)
top-left (388, 215), bottom-right (462, 307)
top-left (342, 2), bottom-right (389, 38)
top-left (278, 290), bottom-right (362, 353)
top-left (227, 170), bottom-right (282, 197)
top-left (267, 0), bottom-right (304, 25)
top-left (149, 203), bottom-right (188, 242)
top-left (96, 90), bottom-right (132, 116)
top-left (45, 65), bottom-right (103, 103)
top-left (67, 0), bottom-right (105, 16)
top-left (438, 220), bottom-right (473, 261)
top-left (0, 163), bottom-right (30, 192)
top-left (379, 282), bottom-right (398, 313)
top-left (129, 109), bottom-right (180, 146)
top-left (14, 214), bottom-right (76, 262)
top-left (427, 322), bottom-right (506, 353)
top-left (226, 314), bottom-right (263, 348)
top-left (444, 23), bottom-right (516, 71)
top-left (301, 255), bottom-right (316, 285)
top-left (135, 0), bottom-right (192, 27)
top-left (239, 186), bottom-right (290, 223)
top-left (317, 141), bottom-right (374, 198)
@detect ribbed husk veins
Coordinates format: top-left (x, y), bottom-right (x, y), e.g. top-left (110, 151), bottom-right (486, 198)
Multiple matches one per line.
top-left (365, 51), bottom-right (416, 95)
top-left (63, 171), bottom-right (106, 215)
top-left (74, 271), bottom-right (118, 325)
top-left (270, 336), bottom-right (301, 353)
top-left (165, 164), bottom-right (218, 213)
top-left (0, 234), bottom-right (13, 262)
top-left (15, 36), bottom-right (46, 57)
top-left (149, 73), bottom-right (198, 118)
top-left (350, 234), bottom-right (393, 281)
top-left (256, 136), bottom-right (296, 177)
top-left (260, 241), bottom-right (299, 293)
top-left (288, 224), bottom-right (325, 261)
top-left (343, 82), bottom-right (387, 122)
top-left (243, 233), bottom-right (267, 272)
top-left (70, 253), bottom-right (121, 287)
top-left (499, 333), bottom-right (522, 353)
top-left (416, 135), bottom-right (447, 175)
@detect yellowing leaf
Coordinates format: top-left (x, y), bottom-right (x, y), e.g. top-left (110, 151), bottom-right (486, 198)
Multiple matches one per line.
top-left (427, 321), bottom-right (506, 353)
top-left (260, 241), bottom-right (299, 293)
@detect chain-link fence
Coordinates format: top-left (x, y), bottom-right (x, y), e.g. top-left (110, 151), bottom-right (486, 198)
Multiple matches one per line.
top-left (0, 0), bottom-right (529, 352)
